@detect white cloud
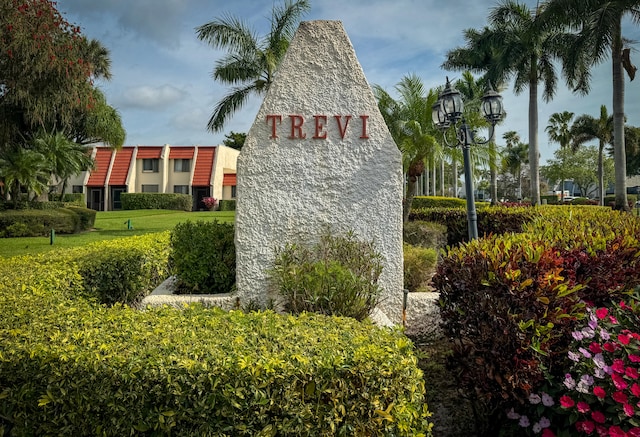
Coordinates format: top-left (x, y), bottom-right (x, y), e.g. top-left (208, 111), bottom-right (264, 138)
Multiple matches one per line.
top-left (117, 85), bottom-right (187, 110)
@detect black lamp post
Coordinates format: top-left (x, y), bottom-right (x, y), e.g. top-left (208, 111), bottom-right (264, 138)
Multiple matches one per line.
top-left (432, 77), bottom-right (505, 240)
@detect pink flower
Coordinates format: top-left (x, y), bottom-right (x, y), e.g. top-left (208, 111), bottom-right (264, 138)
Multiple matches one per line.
top-left (628, 428), bottom-right (640, 437)
top-left (608, 425), bottom-right (627, 437)
top-left (612, 359), bottom-right (626, 374)
top-left (604, 342), bottom-right (617, 353)
top-left (596, 425), bottom-right (608, 437)
top-left (560, 395), bottom-right (575, 408)
top-left (632, 383), bottom-right (640, 396)
top-left (593, 386), bottom-right (606, 399)
top-left (612, 374), bottom-right (628, 390)
top-left (589, 342), bottom-right (603, 354)
top-left (591, 410), bottom-right (606, 424)
top-left (596, 307), bottom-right (608, 319)
top-left (575, 420), bottom-right (595, 434)
top-left (630, 354), bottom-right (640, 363)
top-left (541, 429), bottom-right (556, 437)
top-left (612, 391), bottom-right (628, 404)
top-left (626, 367), bottom-right (639, 379)
top-left (577, 401), bottom-right (590, 413)
top-left (618, 333), bottom-right (632, 345)
top-left (609, 315), bottom-right (619, 324)
top-left (624, 403), bottom-right (635, 417)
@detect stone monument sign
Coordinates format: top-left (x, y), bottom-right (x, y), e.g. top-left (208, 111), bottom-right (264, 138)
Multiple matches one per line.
top-left (235, 20), bottom-right (403, 323)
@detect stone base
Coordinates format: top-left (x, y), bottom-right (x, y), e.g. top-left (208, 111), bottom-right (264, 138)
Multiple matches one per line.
top-left (141, 278), bottom-right (442, 335)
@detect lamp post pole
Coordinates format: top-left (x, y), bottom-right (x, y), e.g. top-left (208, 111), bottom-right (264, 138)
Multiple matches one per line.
top-left (459, 121), bottom-right (478, 240)
top-left (432, 77), bottom-right (504, 241)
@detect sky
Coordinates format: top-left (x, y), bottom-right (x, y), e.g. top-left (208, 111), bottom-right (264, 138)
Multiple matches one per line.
top-left (56, 0), bottom-right (640, 164)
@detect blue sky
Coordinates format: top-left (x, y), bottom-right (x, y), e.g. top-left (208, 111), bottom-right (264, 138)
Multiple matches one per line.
top-left (56, 0), bottom-right (640, 164)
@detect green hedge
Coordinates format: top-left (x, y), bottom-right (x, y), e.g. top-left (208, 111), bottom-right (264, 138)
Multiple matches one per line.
top-left (410, 196), bottom-right (466, 209)
top-left (0, 207), bottom-right (95, 237)
top-left (218, 199), bottom-right (236, 211)
top-left (409, 206), bottom-right (539, 246)
top-left (0, 254), bottom-right (433, 436)
top-left (121, 193), bottom-right (192, 211)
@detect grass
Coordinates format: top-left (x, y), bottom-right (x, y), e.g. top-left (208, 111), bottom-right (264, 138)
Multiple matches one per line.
top-left (0, 209), bottom-right (235, 258)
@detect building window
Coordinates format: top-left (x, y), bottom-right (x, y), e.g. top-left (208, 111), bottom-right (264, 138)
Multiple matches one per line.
top-left (72, 185), bottom-right (83, 194)
top-left (143, 159), bottom-right (159, 172)
top-left (141, 184), bottom-right (159, 193)
top-left (231, 186), bottom-right (237, 198)
top-left (173, 159), bottom-right (191, 172)
top-left (173, 185), bottom-right (189, 194)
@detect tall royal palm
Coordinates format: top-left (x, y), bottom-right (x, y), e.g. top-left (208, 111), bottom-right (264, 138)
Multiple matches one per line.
top-left (196, 0), bottom-right (310, 133)
top-left (571, 106), bottom-right (613, 205)
top-left (443, 0), bottom-right (589, 206)
top-left (543, 0), bottom-right (640, 210)
top-left (546, 111), bottom-right (575, 201)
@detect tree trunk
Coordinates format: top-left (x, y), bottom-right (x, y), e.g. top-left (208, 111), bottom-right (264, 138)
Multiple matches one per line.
top-left (529, 61), bottom-right (541, 206)
top-left (453, 159), bottom-right (459, 197)
top-left (489, 140), bottom-right (498, 205)
top-left (403, 159), bottom-right (425, 223)
top-left (440, 159), bottom-right (445, 196)
top-left (612, 18), bottom-right (629, 211)
top-left (431, 161), bottom-right (436, 196)
top-left (598, 140), bottom-right (605, 206)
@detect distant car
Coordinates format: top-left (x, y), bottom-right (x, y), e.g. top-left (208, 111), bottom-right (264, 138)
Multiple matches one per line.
top-left (562, 196), bottom-right (575, 202)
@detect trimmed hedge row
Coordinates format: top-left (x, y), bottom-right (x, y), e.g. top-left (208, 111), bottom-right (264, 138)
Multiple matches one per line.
top-left (0, 207), bottom-right (96, 237)
top-left (121, 193), bottom-right (192, 211)
top-left (411, 196), bottom-right (466, 209)
top-left (0, 249), bottom-right (433, 436)
top-left (218, 199), bottom-right (236, 211)
top-left (432, 206), bottom-right (640, 434)
top-left (409, 206), bottom-right (539, 246)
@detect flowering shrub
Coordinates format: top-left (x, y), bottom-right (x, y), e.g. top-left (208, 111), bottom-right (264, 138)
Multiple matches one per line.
top-left (507, 295), bottom-right (640, 436)
top-left (202, 196), bottom-right (218, 210)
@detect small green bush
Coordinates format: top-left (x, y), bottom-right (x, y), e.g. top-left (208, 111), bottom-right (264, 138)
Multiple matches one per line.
top-left (169, 220), bottom-right (236, 294)
top-left (403, 220), bottom-right (447, 249)
top-left (403, 243), bottom-right (438, 292)
top-left (269, 231), bottom-right (383, 321)
top-left (411, 196), bottom-right (467, 209)
top-left (121, 193), bottom-right (192, 211)
top-left (62, 192), bottom-right (85, 206)
top-left (65, 206), bottom-right (96, 231)
top-left (61, 232), bottom-right (171, 305)
top-left (218, 199), bottom-right (236, 211)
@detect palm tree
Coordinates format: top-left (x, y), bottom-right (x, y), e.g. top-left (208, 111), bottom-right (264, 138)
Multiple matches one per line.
top-left (33, 131), bottom-right (94, 199)
top-left (571, 106), bottom-right (613, 205)
top-left (543, 0), bottom-right (640, 211)
top-left (546, 111), bottom-right (575, 201)
top-left (0, 146), bottom-right (50, 204)
top-left (502, 131), bottom-right (529, 200)
top-left (443, 0), bottom-right (590, 206)
top-left (196, 0), bottom-right (310, 133)
top-left (373, 75), bottom-right (440, 222)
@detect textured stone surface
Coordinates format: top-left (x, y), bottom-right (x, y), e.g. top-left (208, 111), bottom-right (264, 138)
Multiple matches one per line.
top-left (235, 21), bottom-right (404, 322)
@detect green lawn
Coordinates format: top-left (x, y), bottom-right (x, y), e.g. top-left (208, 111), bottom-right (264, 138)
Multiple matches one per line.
top-left (0, 209), bottom-right (235, 258)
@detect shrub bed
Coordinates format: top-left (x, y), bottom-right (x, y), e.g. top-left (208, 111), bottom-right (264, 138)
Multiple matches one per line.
top-left (121, 193), bottom-right (192, 211)
top-left (431, 207), bottom-right (640, 434)
top-left (0, 256), bottom-right (433, 436)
